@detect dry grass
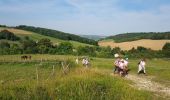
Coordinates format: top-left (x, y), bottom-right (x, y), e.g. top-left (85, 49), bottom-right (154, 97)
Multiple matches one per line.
top-left (99, 39), bottom-right (170, 50)
top-left (0, 28), bottom-right (32, 35)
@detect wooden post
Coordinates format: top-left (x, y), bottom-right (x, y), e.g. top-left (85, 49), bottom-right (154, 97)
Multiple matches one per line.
top-left (46, 65), bottom-right (55, 81)
top-left (36, 66), bottom-right (38, 84)
top-left (52, 65), bottom-right (55, 76)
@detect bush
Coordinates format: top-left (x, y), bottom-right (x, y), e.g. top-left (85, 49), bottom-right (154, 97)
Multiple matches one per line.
top-left (57, 42), bottom-right (73, 54)
top-left (0, 30), bottom-right (20, 41)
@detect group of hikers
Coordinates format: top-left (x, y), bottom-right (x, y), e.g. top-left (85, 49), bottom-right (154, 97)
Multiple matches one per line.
top-left (75, 57), bottom-right (90, 68)
top-left (75, 54), bottom-right (146, 77)
top-left (113, 54), bottom-right (146, 77)
top-left (114, 57), bottom-right (129, 76)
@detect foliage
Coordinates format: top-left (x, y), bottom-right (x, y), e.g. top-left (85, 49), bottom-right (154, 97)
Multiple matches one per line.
top-left (162, 43), bottom-right (170, 57)
top-left (0, 42), bottom-right (10, 49)
top-left (162, 42), bottom-right (170, 50)
top-left (105, 32), bottom-right (170, 43)
top-left (77, 46), bottom-right (96, 56)
top-left (0, 30), bottom-right (20, 41)
top-left (21, 40), bottom-right (37, 54)
top-left (0, 38), bottom-right (170, 58)
top-left (0, 26), bottom-right (169, 58)
top-left (0, 25), bottom-right (7, 27)
top-left (57, 42), bottom-right (73, 54)
top-left (16, 25), bottom-right (98, 45)
top-left (0, 61), bottom-right (157, 100)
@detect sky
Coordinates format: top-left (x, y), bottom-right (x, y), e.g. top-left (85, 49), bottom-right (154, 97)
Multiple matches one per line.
top-left (0, 0), bottom-right (170, 36)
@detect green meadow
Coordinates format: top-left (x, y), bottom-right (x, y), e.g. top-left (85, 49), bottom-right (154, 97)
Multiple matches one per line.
top-left (0, 55), bottom-right (169, 100)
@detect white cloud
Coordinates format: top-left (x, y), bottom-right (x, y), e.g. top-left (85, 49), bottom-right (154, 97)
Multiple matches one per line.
top-left (0, 0), bottom-right (170, 35)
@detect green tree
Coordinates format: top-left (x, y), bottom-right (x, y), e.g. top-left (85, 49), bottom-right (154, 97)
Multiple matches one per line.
top-left (0, 42), bottom-right (10, 49)
top-left (57, 42), bottom-right (73, 54)
top-left (0, 30), bottom-right (20, 41)
top-left (137, 46), bottom-right (147, 52)
top-left (38, 45), bottom-right (49, 54)
top-left (10, 44), bottom-right (21, 54)
top-left (77, 46), bottom-right (96, 56)
top-left (21, 40), bottom-right (37, 54)
top-left (162, 43), bottom-right (170, 50)
top-left (162, 43), bottom-right (170, 57)
top-left (37, 38), bottom-right (52, 47)
top-left (0, 42), bottom-right (10, 54)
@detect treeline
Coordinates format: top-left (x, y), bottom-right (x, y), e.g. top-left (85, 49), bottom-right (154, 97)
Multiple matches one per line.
top-left (105, 32), bottom-right (170, 42)
top-left (77, 44), bottom-right (170, 58)
top-left (0, 37), bottom-right (170, 58)
top-left (15, 25), bottom-right (98, 45)
top-left (0, 30), bottom-right (20, 41)
top-left (0, 25), bottom-right (7, 27)
top-left (0, 38), bottom-right (73, 55)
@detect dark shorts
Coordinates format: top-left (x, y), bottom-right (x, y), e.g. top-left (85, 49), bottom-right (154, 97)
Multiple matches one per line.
top-left (118, 67), bottom-right (124, 72)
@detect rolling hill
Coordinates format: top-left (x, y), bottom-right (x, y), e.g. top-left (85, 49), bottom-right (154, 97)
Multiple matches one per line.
top-left (105, 32), bottom-right (170, 43)
top-left (99, 32), bottom-right (170, 50)
top-left (99, 39), bottom-right (170, 50)
top-left (80, 35), bottom-right (106, 41)
top-left (15, 25), bottom-right (98, 45)
top-left (0, 27), bottom-right (93, 48)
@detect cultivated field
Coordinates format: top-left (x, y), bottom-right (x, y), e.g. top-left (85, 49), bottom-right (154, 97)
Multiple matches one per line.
top-left (0, 55), bottom-right (169, 99)
top-left (99, 39), bottom-right (170, 50)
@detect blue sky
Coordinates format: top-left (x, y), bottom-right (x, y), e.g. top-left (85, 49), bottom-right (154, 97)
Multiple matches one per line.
top-left (0, 0), bottom-right (170, 35)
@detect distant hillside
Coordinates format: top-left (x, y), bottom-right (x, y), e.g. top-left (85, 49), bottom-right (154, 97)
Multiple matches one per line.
top-left (81, 35), bottom-right (106, 41)
top-left (105, 32), bottom-right (170, 43)
top-left (99, 39), bottom-right (170, 50)
top-left (0, 30), bottom-right (20, 41)
top-left (0, 27), bottom-right (93, 48)
top-left (15, 25), bottom-right (98, 45)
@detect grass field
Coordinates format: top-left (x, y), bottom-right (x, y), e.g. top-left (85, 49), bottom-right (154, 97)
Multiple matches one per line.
top-left (0, 27), bottom-right (92, 48)
top-left (99, 39), bottom-right (170, 50)
top-left (0, 55), bottom-right (169, 99)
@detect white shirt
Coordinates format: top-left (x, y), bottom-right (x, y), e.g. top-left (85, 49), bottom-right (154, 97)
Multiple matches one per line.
top-left (85, 59), bottom-right (89, 65)
top-left (119, 62), bottom-right (124, 69)
top-left (124, 60), bottom-right (128, 67)
top-left (82, 59), bottom-right (85, 64)
top-left (139, 61), bottom-right (145, 67)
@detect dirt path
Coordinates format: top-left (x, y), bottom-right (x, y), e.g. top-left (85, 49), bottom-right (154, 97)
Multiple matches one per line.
top-left (126, 74), bottom-right (170, 98)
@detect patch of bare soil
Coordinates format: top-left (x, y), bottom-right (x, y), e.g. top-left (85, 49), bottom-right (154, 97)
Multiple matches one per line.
top-left (126, 74), bottom-right (170, 98)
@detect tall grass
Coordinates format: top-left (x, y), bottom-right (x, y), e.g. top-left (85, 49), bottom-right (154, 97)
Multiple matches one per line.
top-left (0, 66), bottom-right (157, 100)
top-left (0, 55), bottom-right (169, 99)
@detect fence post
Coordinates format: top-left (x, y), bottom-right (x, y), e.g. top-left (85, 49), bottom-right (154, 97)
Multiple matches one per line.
top-left (36, 66), bottom-right (38, 84)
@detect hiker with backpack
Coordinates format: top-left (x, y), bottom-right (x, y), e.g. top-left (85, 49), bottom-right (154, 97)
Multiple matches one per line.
top-left (117, 58), bottom-right (129, 77)
top-left (118, 59), bottom-right (125, 76)
top-left (138, 59), bottom-right (146, 74)
top-left (123, 58), bottom-right (129, 76)
top-left (113, 54), bottom-right (121, 74)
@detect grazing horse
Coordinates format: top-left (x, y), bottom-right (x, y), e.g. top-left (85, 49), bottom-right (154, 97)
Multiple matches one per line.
top-left (21, 55), bottom-right (31, 60)
top-left (28, 56), bottom-right (31, 60)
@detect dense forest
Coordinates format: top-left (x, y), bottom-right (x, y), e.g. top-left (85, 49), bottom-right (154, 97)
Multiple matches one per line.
top-left (105, 32), bottom-right (170, 42)
top-left (15, 25), bottom-right (98, 45)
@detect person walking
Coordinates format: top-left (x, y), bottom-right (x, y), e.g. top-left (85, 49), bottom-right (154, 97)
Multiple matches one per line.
top-left (114, 57), bottom-right (120, 74)
top-left (118, 59), bottom-right (125, 76)
top-left (123, 58), bottom-right (129, 76)
top-left (138, 59), bottom-right (146, 74)
top-left (75, 57), bottom-right (79, 64)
